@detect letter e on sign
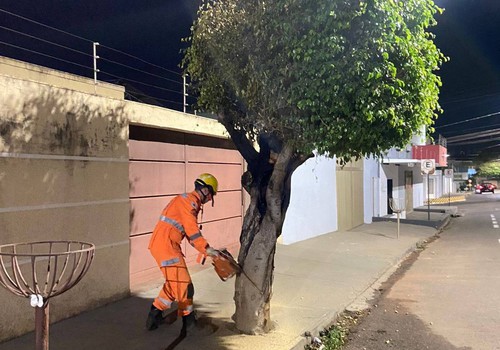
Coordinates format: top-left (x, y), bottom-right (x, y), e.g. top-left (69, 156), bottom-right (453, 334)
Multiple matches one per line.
top-left (421, 159), bottom-right (435, 175)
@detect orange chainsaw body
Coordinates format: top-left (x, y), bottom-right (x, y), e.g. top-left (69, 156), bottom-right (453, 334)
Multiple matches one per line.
top-left (212, 249), bottom-right (241, 281)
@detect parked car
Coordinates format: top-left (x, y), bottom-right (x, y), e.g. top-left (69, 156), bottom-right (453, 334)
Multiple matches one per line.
top-left (475, 182), bottom-right (496, 194)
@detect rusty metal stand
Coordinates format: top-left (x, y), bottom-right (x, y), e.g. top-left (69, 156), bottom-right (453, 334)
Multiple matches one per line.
top-left (0, 241), bottom-right (95, 350)
top-left (35, 304), bottom-right (49, 350)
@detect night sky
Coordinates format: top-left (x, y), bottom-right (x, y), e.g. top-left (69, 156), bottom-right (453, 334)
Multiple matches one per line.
top-left (1, 0), bottom-right (499, 159)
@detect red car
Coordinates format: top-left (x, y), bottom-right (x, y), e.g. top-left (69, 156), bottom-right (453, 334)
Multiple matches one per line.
top-left (475, 183), bottom-right (496, 194)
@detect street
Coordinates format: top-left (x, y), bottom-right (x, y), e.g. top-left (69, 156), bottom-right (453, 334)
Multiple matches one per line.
top-left (343, 193), bottom-right (500, 350)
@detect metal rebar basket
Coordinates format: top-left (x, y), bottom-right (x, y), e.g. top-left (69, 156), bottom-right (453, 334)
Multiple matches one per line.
top-left (0, 241), bottom-right (95, 350)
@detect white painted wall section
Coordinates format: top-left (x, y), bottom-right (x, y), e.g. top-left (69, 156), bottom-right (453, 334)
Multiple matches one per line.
top-left (363, 157), bottom-right (381, 223)
top-left (281, 155), bottom-right (337, 245)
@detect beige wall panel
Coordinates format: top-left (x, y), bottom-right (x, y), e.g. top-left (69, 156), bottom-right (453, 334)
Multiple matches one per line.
top-left (352, 171), bottom-right (364, 228)
top-left (336, 166), bottom-right (364, 231)
top-left (129, 139), bottom-right (185, 161)
top-left (200, 191), bottom-right (242, 222)
top-left (0, 202), bottom-right (129, 249)
top-left (0, 158), bottom-right (128, 208)
top-left (130, 233), bottom-right (157, 276)
top-left (183, 217), bottom-right (242, 263)
top-left (336, 171), bottom-right (353, 231)
top-left (0, 76), bottom-right (128, 158)
top-left (186, 145), bottom-right (242, 164)
top-left (187, 163), bottom-right (244, 192)
top-left (129, 161), bottom-right (185, 198)
top-left (130, 196), bottom-right (175, 236)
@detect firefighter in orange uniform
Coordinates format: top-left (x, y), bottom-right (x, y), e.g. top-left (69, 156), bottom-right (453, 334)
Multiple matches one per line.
top-left (146, 173), bottom-right (220, 335)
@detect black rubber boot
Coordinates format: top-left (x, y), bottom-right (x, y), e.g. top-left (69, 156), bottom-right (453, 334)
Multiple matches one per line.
top-left (180, 312), bottom-right (195, 337)
top-left (146, 305), bottom-right (164, 331)
top-left (180, 312), bottom-right (217, 337)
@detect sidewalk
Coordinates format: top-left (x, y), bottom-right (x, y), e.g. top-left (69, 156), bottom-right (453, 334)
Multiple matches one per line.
top-left (1, 216), bottom-right (449, 350)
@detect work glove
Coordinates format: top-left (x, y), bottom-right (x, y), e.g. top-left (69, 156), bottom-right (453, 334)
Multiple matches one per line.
top-left (206, 247), bottom-right (220, 258)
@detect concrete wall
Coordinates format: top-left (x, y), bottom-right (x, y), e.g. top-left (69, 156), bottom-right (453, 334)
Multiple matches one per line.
top-left (0, 59), bottom-right (130, 341)
top-left (281, 155), bottom-right (337, 245)
top-left (0, 56), bottom-right (231, 342)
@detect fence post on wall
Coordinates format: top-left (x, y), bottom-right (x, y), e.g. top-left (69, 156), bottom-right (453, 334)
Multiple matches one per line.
top-left (93, 42), bottom-right (100, 93)
top-left (183, 74), bottom-right (187, 113)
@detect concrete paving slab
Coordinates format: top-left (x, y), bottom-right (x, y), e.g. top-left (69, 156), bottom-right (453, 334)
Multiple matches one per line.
top-left (0, 220), bottom-right (442, 350)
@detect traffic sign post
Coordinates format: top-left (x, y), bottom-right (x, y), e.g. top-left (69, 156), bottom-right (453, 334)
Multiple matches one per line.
top-left (421, 160), bottom-right (436, 221)
top-left (444, 169), bottom-right (453, 206)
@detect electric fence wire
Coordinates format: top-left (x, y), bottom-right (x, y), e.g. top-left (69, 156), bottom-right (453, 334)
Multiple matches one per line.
top-left (0, 7), bottom-right (197, 110)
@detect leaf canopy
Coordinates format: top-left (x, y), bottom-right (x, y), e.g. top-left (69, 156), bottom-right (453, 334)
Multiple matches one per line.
top-left (183, 0), bottom-right (446, 163)
top-left (477, 161), bottom-right (500, 178)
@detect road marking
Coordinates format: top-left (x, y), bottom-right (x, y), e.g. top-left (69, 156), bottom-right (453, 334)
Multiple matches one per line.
top-left (491, 214), bottom-right (498, 229)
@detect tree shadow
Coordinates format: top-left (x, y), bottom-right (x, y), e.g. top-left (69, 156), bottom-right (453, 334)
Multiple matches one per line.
top-left (0, 295), bottom-right (236, 350)
top-left (0, 79), bottom-right (131, 341)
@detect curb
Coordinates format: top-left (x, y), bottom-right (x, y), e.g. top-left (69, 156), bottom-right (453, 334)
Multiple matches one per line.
top-left (290, 234), bottom-right (435, 350)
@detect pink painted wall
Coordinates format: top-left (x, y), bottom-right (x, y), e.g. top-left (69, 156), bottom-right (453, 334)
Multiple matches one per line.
top-left (412, 145), bottom-right (448, 167)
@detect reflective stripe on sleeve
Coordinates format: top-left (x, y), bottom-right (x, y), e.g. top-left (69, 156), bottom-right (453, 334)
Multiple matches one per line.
top-left (188, 232), bottom-right (203, 241)
top-left (161, 257), bottom-right (180, 267)
top-left (159, 215), bottom-right (186, 235)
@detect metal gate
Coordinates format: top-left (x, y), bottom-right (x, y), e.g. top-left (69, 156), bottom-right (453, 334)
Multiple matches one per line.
top-left (336, 160), bottom-right (364, 231)
top-left (128, 126), bottom-right (244, 287)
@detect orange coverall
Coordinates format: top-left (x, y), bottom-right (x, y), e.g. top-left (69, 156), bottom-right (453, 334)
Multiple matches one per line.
top-left (148, 191), bottom-right (209, 316)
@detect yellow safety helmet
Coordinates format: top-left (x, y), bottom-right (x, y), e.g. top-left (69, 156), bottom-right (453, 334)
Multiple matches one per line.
top-left (195, 173), bottom-right (218, 195)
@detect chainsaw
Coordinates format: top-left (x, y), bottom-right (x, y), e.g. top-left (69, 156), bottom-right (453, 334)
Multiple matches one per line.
top-left (201, 248), bottom-right (263, 293)
top-left (209, 248), bottom-right (241, 281)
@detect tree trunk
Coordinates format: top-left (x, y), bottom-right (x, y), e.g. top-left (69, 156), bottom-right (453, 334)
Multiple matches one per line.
top-left (233, 144), bottom-right (296, 334)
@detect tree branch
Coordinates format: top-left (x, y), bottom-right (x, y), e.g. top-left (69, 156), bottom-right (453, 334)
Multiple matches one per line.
top-left (218, 112), bottom-right (258, 165)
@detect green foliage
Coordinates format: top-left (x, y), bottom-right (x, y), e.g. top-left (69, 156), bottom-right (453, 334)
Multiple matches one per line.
top-left (321, 326), bottom-right (346, 349)
top-left (477, 160), bottom-right (500, 178)
top-left (183, 0), bottom-right (446, 163)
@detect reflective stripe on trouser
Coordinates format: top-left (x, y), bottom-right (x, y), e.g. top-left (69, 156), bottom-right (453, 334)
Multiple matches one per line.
top-left (153, 259), bottom-right (194, 317)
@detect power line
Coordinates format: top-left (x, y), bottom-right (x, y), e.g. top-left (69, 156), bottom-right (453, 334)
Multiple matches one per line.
top-left (99, 57), bottom-right (182, 85)
top-left (442, 123), bottom-right (500, 137)
top-left (123, 89), bottom-right (184, 106)
top-left (99, 45), bottom-right (182, 77)
top-left (0, 7), bottom-right (92, 43)
top-left (0, 6), bottom-right (194, 111)
top-left (440, 91), bottom-right (500, 106)
top-left (447, 128), bottom-right (500, 143)
top-left (449, 137), bottom-right (500, 146)
top-left (0, 25), bottom-right (93, 58)
top-left (436, 111), bottom-right (500, 129)
top-left (99, 70), bottom-right (183, 95)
